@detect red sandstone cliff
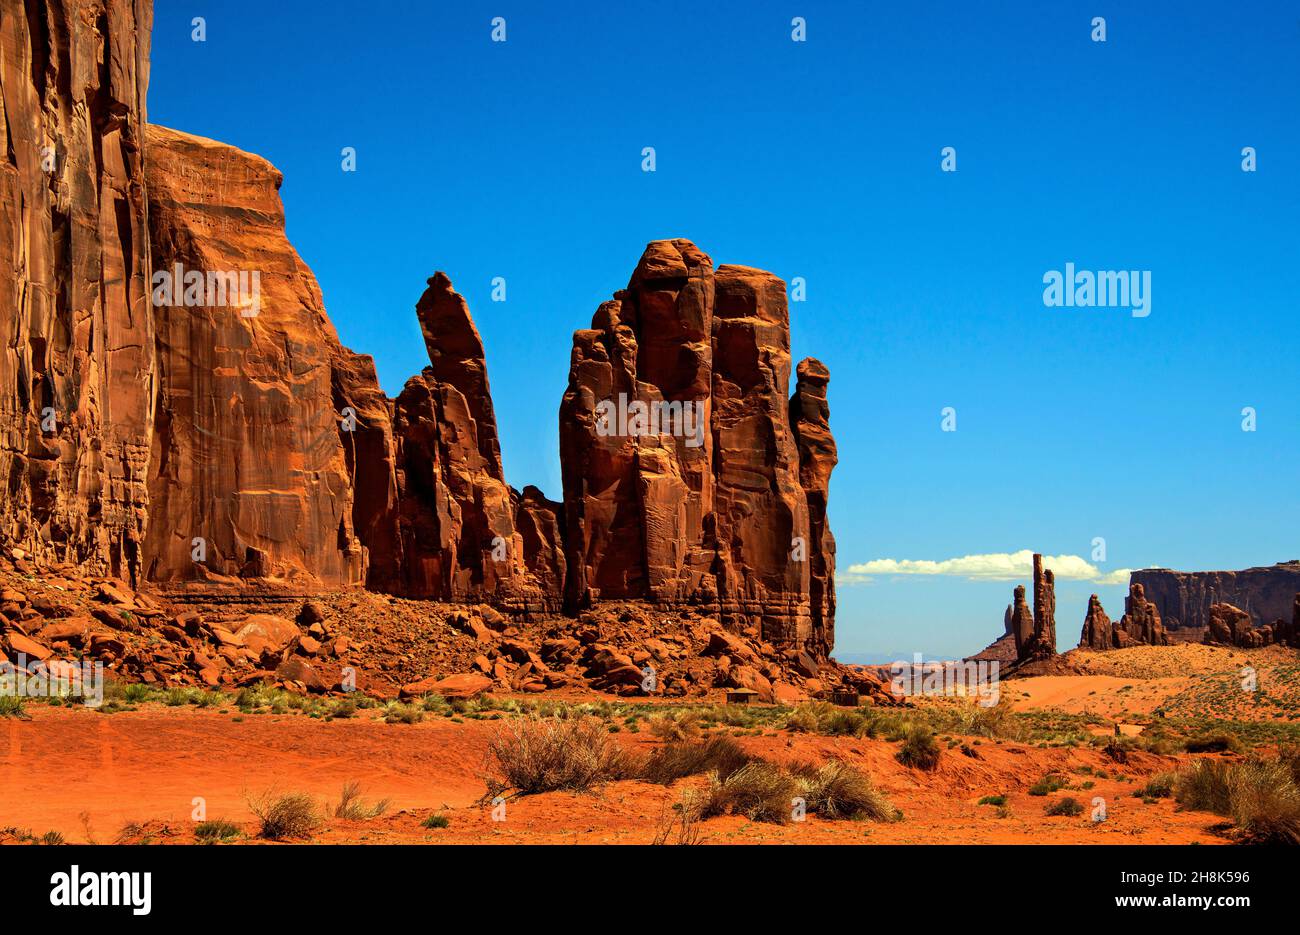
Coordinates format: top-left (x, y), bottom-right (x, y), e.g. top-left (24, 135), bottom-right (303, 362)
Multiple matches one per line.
top-left (0, 0), bottom-right (155, 583)
top-left (558, 240), bottom-right (836, 654)
top-left (1, 11), bottom-right (840, 656)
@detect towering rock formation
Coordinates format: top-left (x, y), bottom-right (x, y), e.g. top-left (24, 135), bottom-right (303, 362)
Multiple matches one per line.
top-left (1032, 553), bottom-right (1057, 653)
top-left (368, 274), bottom-right (560, 610)
top-left (559, 240), bottom-right (835, 654)
top-left (1131, 562), bottom-right (1300, 635)
top-left (790, 357), bottom-right (837, 656)
top-left (0, 0), bottom-right (155, 583)
top-left (1079, 594), bottom-right (1112, 650)
top-left (1009, 585), bottom-right (1035, 657)
top-left (1002, 554), bottom-right (1057, 664)
top-left (143, 126), bottom-right (365, 585)
top-left (1, 11), bottom-right (838, 648)
top-left (1114, 582), bottom-right (1168, 646)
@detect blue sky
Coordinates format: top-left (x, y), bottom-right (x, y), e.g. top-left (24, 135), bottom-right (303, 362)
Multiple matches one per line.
top-left (147, 0), bottom-right (1299, 659)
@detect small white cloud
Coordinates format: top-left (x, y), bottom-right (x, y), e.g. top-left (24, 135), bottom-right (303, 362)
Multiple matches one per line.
top-left (843, 549), bottom-right (1132, 586)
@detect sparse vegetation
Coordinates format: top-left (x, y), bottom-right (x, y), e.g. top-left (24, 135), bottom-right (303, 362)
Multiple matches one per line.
top-left (794, 759), bottom-right (898, 822)
top-left (1133, 772), bottom-right (1176, 799)
top-left (699, 761), bottom-right (799, 824)
top-left (895, 728), bottom-right (941, 771)
top-left (248, 790), bottom-right (321, 840)
top-left (1045, 796), bottom-right (1085, 817)
top-left (484, 716), bottom-right (637, 797)
top-left (193, 819), bottom-right (241, 843)
top-left (421, 813), bottom-right (450, 829)
top-left (642, 734), bottom-right (753, 786)
top-left (1174, 758), bottom-right (1300, 844)
top-left (978, 794), bottom-right (1007, 806)
top-left (333, 780), bottom-right (391, 820)
top-left (1028, 773), bottom-right (1068, 796)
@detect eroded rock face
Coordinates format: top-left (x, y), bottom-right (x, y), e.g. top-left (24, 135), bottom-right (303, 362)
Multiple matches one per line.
top-left (1079, 594), bottom-right (1113, 650)
top-left (371, 275), bottom-right (561, 611)
top-left (1009, 585), bottom-right (1035, 657)
top-left (0, 0), bottom-right (155, 583)
top-left (1206, 601), bottom-right (1274, 648)
top-left (790, 358), bottom-right (837, 656)
top-left (1031, 553), bottom-right (1057, 655)
top-left (1131, 562), bottom-right (1300, 635)
top-left (559, 240), bottom-right (834, 653)
top-left (1115, 582), bottom-right (1168, 647)
top-left (143, 126), bottom-right (364, 585)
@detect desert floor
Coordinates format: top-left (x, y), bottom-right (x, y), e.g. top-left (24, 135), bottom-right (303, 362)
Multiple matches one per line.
top-left (8, 641), bottom-right (1299, 845)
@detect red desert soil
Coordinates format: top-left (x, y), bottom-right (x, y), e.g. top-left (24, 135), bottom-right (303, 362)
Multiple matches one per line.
top-left (0, 703), bottom-right (1226, 845)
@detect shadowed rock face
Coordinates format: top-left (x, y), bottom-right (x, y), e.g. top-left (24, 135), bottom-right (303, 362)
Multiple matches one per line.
top-left (1079, 594), bottom-right (1112, 649)
top-left (559, 240), bottom-right (836, 654)
top-left (143, 125), bottom-right (365, 585)
top-left (0, 0), bottom-right (155, 584)
top-left (1115, 582), bottom-right (1169, 647)
top-left (1131, 562), bottom-right (1300, 635)
top-left (791, 357), bottom-right (837, 656)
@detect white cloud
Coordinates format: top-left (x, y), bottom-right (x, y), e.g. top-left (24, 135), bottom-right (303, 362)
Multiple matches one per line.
top-left (843, 549), bottom-right (1131, 586)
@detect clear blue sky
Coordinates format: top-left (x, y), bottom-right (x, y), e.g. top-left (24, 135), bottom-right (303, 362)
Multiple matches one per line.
top-left (147, 0), bottom-right (1300, 660)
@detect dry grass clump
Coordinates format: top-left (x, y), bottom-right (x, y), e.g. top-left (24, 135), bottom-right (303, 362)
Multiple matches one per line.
top-left (794, 759), bottom-right (899, 822)
top-left (651, 793), bottom-right (705, 845)
top-left (248, 790), bottom-right (321, 840)
top-left (784, 702), bottom-right (874, 737)
top-left (485, 716), bottom-right (638, 797)
top-left (1175, 758), bottom-right (1300, 844)
top-left (647, 710), bottom-right (702, 742)
top-left (333, 780), bottom-right (391, 820)
top-left (895, 727), bottom-right (941, 771)
top-left (642, 734), bottom-right (754, 786)
top-left (699, 761), bottom-right (799, 824)
top-left (1044, 796), bottom-right (1085, 817)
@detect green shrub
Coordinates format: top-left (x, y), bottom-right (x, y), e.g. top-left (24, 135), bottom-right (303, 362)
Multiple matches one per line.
top-left (1045, 796), bottom-right (1085, 817)
top-left (895, 728), bottom-right (941, 771)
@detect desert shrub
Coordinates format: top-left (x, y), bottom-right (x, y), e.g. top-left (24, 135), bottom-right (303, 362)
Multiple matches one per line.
top-left (383, 702), bottom-right (424, 725)
top-left (978, 794), bottom-right (1007, 806)
top-left (652, 794), bottom-right (704, 845)
top-left (1045, 796), bottom-right (1085, 817)
top-left (193, 819), bottom-right (240, 843)
top-left (648, 711), bottom-right (702, 743)
top-left (642, 734), bottom-right (754, 786)
top-left (248, 790), bottom-right (320, 840)
top-left (1174, 759), bottom-right (1235, 815)
top-left (1224, 760), bottom-right (1300, 844)
top-left (421, 813), bottom-right (450, 829)
top-left (1184, 732), bottom-right (1242, 754)
top-left (784, 704), bottom-right (822, 733)
top-left (1101, 739), bottom-right (1131, 763)
top-left (1176, 758), bottom-right (1300, 844)
top-left (333, 780), bottom-right (391, 820)
top-left (485, 716), bottom-right (635, 796)
top-left (795, 760), bottom-right (897, 821)
top-left (895, 728), bottom-right (941, 771)
top-left (1133, 772), bottom-right (1176, 799)
top-left (0, 695), bottom-right (24, 718)
top-left (700, 762), bottom-right (799, 824)
top-left (1028, 773), bottom-right (1067, 796)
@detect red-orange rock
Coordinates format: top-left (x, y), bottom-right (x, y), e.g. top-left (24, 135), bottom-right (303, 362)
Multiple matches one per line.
top-left (1205, 601), bottom-right (1272, 647)
top-left (0, 0), bottom-right (155, 583)
top-left (790, 358), bottom-right (838, 656)
top-left (143, 125), bottom-right (365, 586)
top-left (1115, 583), bottom-right (1169, 646)
top-left (559, 240), bottom-right (832, 654)
top-left (1078, 594), bottom-right (1113, 649)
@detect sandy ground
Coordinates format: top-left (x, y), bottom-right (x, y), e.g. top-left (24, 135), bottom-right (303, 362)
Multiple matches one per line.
top-left (0, 702), bottom-right (1228, 845)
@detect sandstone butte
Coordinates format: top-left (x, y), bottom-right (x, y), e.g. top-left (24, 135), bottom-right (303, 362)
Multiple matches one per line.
top-left (0, 0), bottom-right (839, 659)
